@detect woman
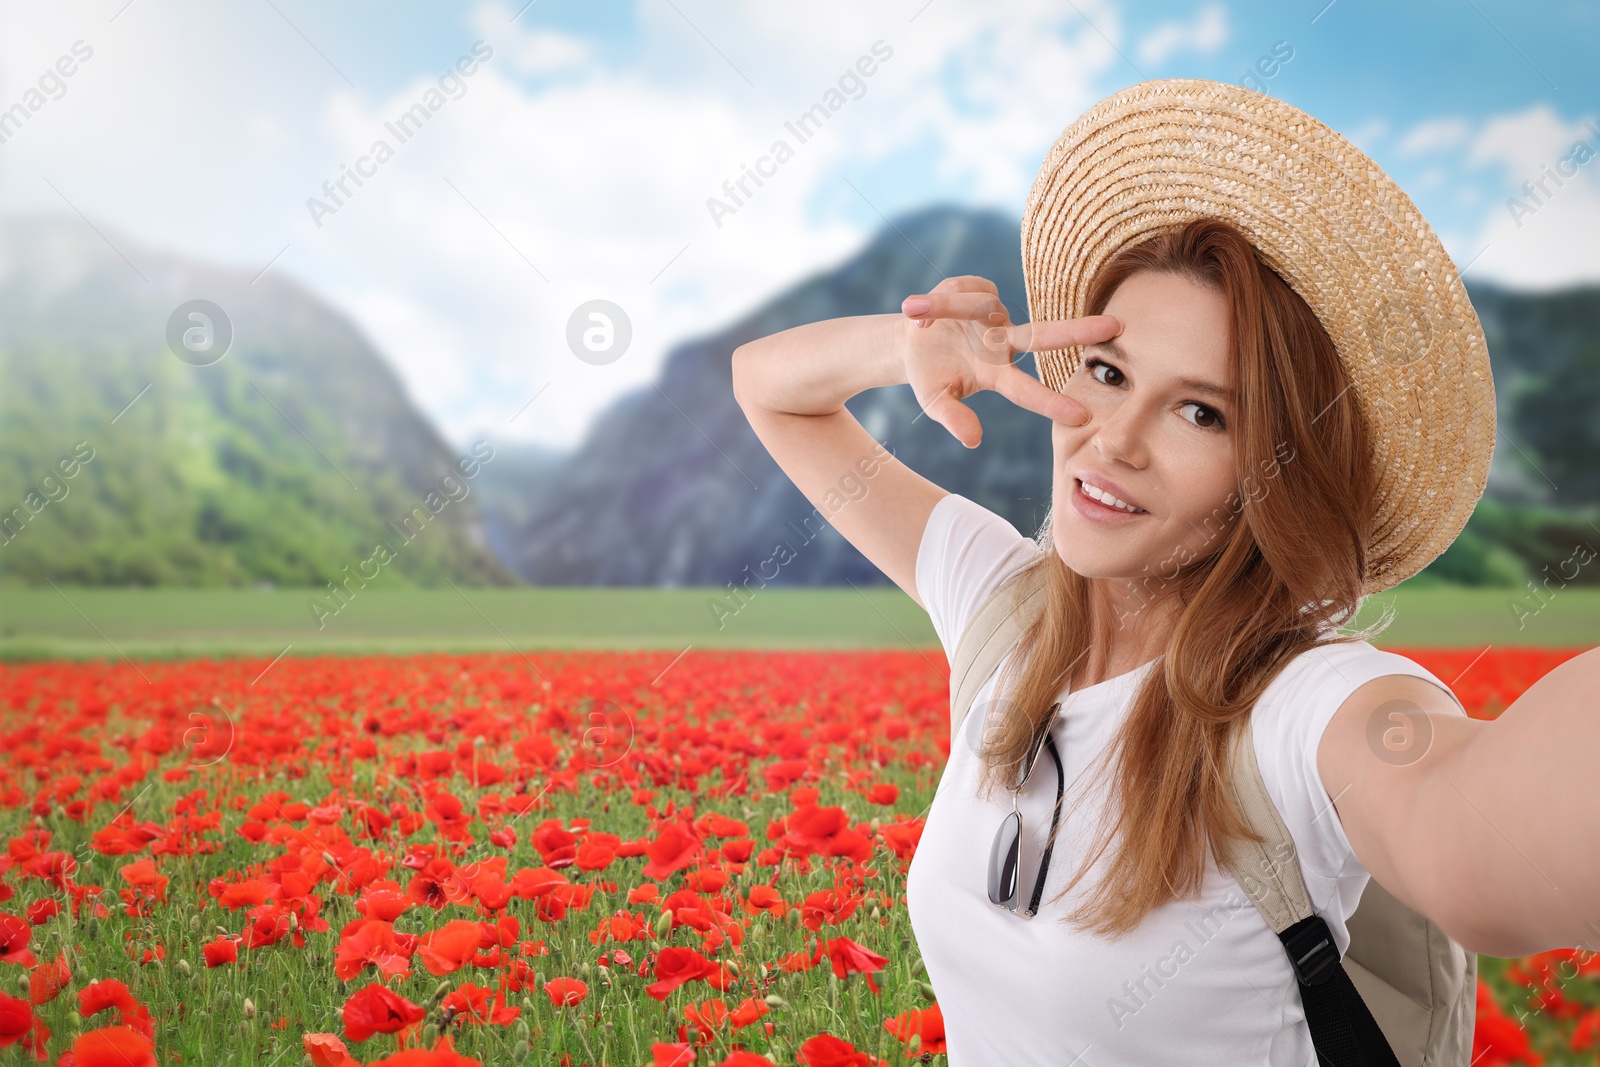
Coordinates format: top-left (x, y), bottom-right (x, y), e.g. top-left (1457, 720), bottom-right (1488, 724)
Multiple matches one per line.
top-left (731, 80), bottom-right (1598, 1065)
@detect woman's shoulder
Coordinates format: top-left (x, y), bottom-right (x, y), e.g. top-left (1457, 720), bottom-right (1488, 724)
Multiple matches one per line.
top-left (1247, 637), bottom-right (1467, 875)
top-left (914, 493), bottom-right (1042, 655)
top-left (1262, 637), bottom-right (1464, 715)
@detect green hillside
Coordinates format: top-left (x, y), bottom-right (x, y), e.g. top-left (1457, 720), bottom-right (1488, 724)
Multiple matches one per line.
top-left (0, 215), bottom-right (515, 590)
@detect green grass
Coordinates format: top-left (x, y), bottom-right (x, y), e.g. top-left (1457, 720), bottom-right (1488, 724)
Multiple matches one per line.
top-left (0, 583), bottom-right (1595, 661)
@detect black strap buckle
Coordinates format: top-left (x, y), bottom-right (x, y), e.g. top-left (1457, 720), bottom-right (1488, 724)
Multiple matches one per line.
top-left (1279, 914), bottom-right (1341, 986)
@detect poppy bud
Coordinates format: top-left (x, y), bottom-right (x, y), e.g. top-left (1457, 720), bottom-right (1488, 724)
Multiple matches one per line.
top-left (912, 957), bottom-right (927, 978)
top-left (763, 994), bottom-right (787, 1009)
top-left (654, 910), bottom-right (674, 937)
top-left (177, 959), bottom-right (192, 977)
top-left (431, 981), bottom-right (451, 1005)
top-left (242, 998), bottom-right (256, 1018)
top-left (918, 981), bottom-right (936, 1001)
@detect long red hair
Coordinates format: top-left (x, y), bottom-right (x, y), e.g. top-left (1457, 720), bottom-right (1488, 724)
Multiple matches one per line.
top-left (974, 216), bottom-right (1387, 939)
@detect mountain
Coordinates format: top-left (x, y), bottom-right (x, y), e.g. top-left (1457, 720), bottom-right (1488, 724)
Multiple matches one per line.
top-left (489, 204), bottom-right (1599, 589)
top-left (0, 213), bottom-right (515, 589)
top-left (491, 205), bottom-right (1058, 588)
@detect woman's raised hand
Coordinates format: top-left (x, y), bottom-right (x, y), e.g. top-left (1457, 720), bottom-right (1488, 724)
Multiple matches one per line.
top-left (898, 276), bottom-right (1122, 448)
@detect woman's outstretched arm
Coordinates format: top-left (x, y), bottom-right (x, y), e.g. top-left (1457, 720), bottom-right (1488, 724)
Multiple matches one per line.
top-left (1319, 647), bottom-right (1600, 957)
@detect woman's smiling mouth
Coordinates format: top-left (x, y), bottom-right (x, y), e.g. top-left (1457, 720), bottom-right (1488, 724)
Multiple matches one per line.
top-left (1073, 476), bottom-right (1150, 520)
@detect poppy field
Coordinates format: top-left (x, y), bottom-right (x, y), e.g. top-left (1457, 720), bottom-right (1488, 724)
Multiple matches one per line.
top-left (0, 646), bottom-right (1596, 1066)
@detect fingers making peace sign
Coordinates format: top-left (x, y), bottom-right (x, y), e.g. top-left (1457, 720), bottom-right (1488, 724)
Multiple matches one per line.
top-left (899, 276), bottom-right (1122, 448)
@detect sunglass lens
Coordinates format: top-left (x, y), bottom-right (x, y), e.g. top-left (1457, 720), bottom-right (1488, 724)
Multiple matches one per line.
top-left (1016, 726), bottom-right (1050, 790)
top-left (988, 811), bottom-right (1022, 907)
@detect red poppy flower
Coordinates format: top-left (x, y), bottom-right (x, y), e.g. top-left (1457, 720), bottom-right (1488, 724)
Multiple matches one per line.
top-left (646, 947), bottom-right (718, 1001)
top-left (709, 1054), bottom-right (781, 1067)
top-left (337, 918), bottom-right (415, 982)
top-left (647, 1043), bottom-right (695, 1067)
top-left (642, 823), bottom-right (703, 880)
top-left (117, 858), bottom-right (168, 900)
top-left (531, 819), bottom-right (578, 867)
top-left (729, 997), bottom-right (770, 1029)
top-left (343, 983), bottom-right (426, 1042)
top-left (28, 951), bottom-right (70, 1005)
top-left (440, 983), bottom-right (519, 1026)
top-left (0, 913), bottom-right (37, 967)
top-left (71, 1025), bottom-right (157, 1067)
top-left (24, 900), bottom-right (59, 926)
top-left (406, 858), bottom-right (465, 910)
top-left (418, 919), bottom-right (484, 976)
top-left (884, 1002), bottom-right (946, 1056)
top-left (215, 879), bottom-right (274, 910)
top-left (0, 992), bottom-right (46, 1059)
top-left (366, 1032), bottom-right (484, 1066)
top-left (304, 1032), bottom-right (359, 1067)
top-left (203, 936), bottom-right (240, 968)
top-left (544, 977), bottom-right (588, 1007)
top-left (424, 791), bottom-right (473, 841)
top-left (355, 881), bottom-right (411, 922)
top-left (78, 979), bottom-right (138, 1018)
top-left (796, 1032), bottom-right (890, 1067)
top-left (825, 936), bottom-right (890, 993)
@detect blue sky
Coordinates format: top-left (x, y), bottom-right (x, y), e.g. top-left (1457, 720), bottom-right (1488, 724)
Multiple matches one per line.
top-left (3, 0), bottom-right (1596, 452)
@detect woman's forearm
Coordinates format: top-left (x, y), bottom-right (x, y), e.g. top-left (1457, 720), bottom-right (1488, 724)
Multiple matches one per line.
top-left (732, 312), bottom-right (908, 416)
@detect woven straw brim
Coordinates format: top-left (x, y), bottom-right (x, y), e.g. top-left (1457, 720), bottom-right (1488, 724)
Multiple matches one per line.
top-left (1021, 78), bottom-right (1496, 597)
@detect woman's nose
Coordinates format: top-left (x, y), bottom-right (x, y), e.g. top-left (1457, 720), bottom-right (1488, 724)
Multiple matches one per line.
top-left (1089, 402), bottom-right (1147, 468)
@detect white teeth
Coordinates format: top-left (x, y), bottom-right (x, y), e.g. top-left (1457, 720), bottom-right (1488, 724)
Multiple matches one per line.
top-left (1080, 479), bottom-right (1144, 513)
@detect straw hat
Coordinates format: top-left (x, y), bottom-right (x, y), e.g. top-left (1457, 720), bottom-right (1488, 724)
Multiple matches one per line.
top-left (1021, 78), bottom-right (1496, 597)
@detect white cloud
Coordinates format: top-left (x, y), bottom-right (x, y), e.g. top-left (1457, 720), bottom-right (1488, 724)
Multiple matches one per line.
top-left (1135, 2), bottom-right (1229, 68)
top-left (295, 0), bottom-right (1132, 449)
top-left (1394, 116), bottom-right (1472, 157)
top-left (1343, 117), bottom-right (1389, 155)
top-left (1459, 106), bottom-right (1600, 288)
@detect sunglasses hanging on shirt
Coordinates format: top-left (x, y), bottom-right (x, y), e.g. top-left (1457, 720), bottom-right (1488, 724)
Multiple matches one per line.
top-left (987, 701), bottom-right (1065, 917)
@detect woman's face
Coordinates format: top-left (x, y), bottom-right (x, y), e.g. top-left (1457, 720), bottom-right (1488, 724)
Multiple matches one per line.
top-left (1050, 269), bottom-right (1242, 601)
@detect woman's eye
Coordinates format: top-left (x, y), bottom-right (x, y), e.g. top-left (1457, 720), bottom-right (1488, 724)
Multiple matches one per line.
top-left (1086, 357), bottom-right (1122, 386)
top-left (1181, 402), bottom-right (1226, 431)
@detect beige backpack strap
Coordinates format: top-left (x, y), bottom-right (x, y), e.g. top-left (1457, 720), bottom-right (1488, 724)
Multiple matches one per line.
top-left (1222, 716), bottom-right (1404, 1067)
top-left (948, 562), bottom-right (1047, 751)
top-left (1220, 715), bottom-right (1316, 930)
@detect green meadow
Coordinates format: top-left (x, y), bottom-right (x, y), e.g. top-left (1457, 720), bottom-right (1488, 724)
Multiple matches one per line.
top-left (0, 583), bottom-right (1593, 661)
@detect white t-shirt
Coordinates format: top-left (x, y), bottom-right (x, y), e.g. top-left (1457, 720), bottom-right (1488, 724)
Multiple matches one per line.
top-left (905, 493), bottom-right (1467, 1067)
